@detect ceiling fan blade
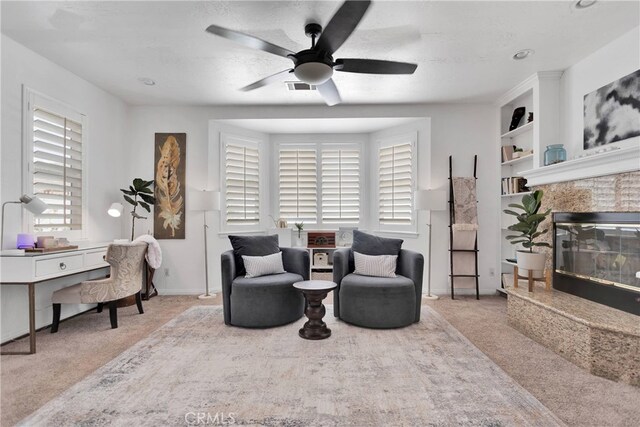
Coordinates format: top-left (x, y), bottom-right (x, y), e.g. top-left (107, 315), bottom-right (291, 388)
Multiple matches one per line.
top-left (315, 0), bottom-right (371, 55)
top-left (240, 69), bottom-right (294, 92)
top-left (334, 58), bottom-right (417, 74)
top-left (206, 24), bottom-right (296, 59)
top-left (317, 79), bottom-right (342, 106)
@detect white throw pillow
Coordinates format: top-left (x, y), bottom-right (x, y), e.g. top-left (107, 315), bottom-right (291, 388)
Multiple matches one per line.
top-left (242, 252), bottom-right (286, 278)
top-left (353, 251), bottom-right (397, 278)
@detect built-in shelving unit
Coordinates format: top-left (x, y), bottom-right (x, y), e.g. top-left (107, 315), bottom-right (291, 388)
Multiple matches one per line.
top-left (501, 154), bottom-right (533, 166)
top-left (500, 121), bottom-right (534, 139)
top-left (496, 71), bottom-right (562, 290)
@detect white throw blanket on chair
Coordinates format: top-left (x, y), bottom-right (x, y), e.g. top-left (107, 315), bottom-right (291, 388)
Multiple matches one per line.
top-left (133, 234), bottom-right (162, 269)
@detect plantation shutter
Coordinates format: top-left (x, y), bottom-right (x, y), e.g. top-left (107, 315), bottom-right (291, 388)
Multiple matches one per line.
top-left (279, 149), bottom-right (317, 222)
top-left (32, 108), bottom-right (83, 231)
top-left (379, 142), bottom-right (413, 225)
top-left (321, 149), bottom-right (360, 223)
top-left (225, 143), bottom-right (260, 225)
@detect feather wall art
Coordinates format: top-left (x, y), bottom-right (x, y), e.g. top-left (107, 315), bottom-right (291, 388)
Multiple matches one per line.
top-left (153, 133), bottom-right (186, 239)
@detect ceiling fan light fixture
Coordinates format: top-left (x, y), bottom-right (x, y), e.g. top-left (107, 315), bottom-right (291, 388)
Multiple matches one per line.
top-left (294, 62), bottom-right (333, 85)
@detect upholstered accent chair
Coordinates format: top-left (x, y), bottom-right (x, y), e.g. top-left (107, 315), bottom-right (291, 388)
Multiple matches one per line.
top-left (221, 240), bottom-right (309, 328)
top-left (51, 242), bottom-right (148, 332)
top-left (333, 231), bottom-right (424, 329)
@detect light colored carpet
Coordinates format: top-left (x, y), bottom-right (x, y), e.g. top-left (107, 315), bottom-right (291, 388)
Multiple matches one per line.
top-left (19, 305), bottom-right (563, 426)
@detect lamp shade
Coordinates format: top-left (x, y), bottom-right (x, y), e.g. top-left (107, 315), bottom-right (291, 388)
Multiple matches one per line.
top-left (190, 190), bottom-right (220, 212)
top-left (19, 194), bottom-right (48, 214)
top-left (414, 190), bottom-right (447, 211)
top-left (108, 202), bottom-right (124, 217)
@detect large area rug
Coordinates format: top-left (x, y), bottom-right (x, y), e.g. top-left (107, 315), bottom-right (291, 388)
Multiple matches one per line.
top-left (20, 306), bottom-right (563, 426)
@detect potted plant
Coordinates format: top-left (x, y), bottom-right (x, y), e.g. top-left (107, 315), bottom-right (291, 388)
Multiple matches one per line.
top-left (504, 190), bottom-right (551, 278)
top-left (120, 178), bottom-right (156, 240)
top-left (294, 222), bottom-right (304, 247)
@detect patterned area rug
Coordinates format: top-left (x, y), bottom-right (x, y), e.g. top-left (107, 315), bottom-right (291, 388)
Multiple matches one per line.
top-left (20, 306), bottom-right (563, 426)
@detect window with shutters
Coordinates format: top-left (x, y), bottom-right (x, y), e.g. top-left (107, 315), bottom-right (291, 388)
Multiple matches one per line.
top-left (278, 149), bottom-right (318, 223)
top-left (377, 134), bottom-right (417, 231)
top-left (222, 134), bottom-right (261, 229)
top-left (276, 143), bottom-right (360, 227)
top-left (24, 90), bottom-right (87, 235)
top-left (321, 149), bottom-right (359, 224)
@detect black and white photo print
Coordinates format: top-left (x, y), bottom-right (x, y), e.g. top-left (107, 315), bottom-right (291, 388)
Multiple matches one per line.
top-left (583, 69), bottom-right (640, 150)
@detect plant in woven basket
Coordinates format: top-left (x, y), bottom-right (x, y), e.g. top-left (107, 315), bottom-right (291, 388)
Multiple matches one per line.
top-left (121, 178), bottom-right (155, 240)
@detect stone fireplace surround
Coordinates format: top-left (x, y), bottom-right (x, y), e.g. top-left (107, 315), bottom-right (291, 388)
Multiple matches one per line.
top-left (505, 168), bottom-right (640, 386)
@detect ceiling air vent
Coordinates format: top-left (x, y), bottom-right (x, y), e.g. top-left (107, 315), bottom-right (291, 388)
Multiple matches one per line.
top-left (285, 81), bottom-right (317, 91)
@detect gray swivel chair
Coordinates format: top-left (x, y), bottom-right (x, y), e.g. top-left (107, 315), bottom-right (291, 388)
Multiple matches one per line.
top-left (221, 246), bottom-right (309, 328)
top-left (333, 243), bottom-right (424, 329)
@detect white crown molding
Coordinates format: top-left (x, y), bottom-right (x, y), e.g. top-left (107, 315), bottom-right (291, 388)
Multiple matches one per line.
top-left (519, 145), bottom-right (640, 186)
top-left (495, 71), bottom-right (563, 106)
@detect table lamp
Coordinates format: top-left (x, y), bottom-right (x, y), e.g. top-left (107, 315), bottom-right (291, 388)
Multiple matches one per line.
top-left (1, 194), bottom-right (48, 250)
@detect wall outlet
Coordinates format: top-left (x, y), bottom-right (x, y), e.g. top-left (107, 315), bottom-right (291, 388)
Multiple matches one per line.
top-left (164, 268), bottom-right (170, 277)
top-left (489, 268), bottom-right (495, 278)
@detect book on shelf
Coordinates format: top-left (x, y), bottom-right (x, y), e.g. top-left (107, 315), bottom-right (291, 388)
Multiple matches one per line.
top-left (501, 145), bottom-right (514, 162)
top-left (501, 177), bottom-right (529, 195)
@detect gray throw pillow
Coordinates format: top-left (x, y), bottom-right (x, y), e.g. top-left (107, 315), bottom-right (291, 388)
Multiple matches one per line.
top-left (229, 234), bottom-right (280, 276)
top-left (352, 230), bottom-right (403, 256)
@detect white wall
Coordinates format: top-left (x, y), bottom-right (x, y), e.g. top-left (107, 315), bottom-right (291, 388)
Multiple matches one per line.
top-left (1, 35), bottom-right (129, 341)
top-left (560, 26), bottom-right (640, 158)
top-left (125, 104), bottom-right (498, 297)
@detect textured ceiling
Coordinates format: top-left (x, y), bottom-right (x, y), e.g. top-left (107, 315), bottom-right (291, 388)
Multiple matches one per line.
top-left (2, 1), bottom-right (638, 106)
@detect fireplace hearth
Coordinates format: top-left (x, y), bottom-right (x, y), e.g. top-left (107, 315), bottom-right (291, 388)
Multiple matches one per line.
top-left (553, 212), bottom-right (640, 315)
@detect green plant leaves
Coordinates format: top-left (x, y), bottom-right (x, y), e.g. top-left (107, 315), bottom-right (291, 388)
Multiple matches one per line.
top-left (139, 193), bottom-right (156, 205)
top-left (139, 201), bottom-right (151, 212)
top-left (123, 195), bottom-right (137, 206)
top-left (120, 188), bottom-right (135, 196)
top-left (502, 189), bottom-right (549, 250)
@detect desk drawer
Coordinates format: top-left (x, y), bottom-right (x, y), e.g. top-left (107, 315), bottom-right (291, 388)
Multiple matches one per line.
top-left (85, 249), bottom-right (108, 267)
top-left (35, 254), bottom-right (83, 277)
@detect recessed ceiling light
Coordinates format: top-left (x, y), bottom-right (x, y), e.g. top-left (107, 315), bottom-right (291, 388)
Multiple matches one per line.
top-left (138, 77), bottom-right (156, 86)
top-left (575, 0), bottom-right (597, 9)
top-left (512, 49), bottom-right (534, 60)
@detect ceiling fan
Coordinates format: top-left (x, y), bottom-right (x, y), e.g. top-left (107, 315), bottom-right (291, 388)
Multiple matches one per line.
top-left (205, 0), bottom-right (417, 106)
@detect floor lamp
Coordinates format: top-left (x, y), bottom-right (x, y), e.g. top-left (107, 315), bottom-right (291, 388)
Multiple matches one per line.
top-left (1, 194), bottom-right (48, 250)
top-left (415, 189), bottom-right (447, 300)
top-left (190, 190), bottom-right (220, 300)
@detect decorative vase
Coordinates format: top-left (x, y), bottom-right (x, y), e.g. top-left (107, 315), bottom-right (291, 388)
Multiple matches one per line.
top-left (294, 235), bottom-right (304, 247)
top-left (516, 250), bottom-right (546, 279)
top-left (544, 144), bottom-right (566, 166)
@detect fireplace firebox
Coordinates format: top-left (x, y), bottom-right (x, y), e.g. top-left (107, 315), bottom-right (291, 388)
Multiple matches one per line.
top-left (553, 212), bottom-right (640, 315)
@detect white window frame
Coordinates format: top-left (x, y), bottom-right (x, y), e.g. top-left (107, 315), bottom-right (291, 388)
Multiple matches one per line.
top-left (374, 131), bottom-right (418, 234)
top-left (22, 87), bottom-right (89, 240)
top-left (273, 138), bottom-right (364, 229)
top-left (219, 132), bottom-right (266, 233)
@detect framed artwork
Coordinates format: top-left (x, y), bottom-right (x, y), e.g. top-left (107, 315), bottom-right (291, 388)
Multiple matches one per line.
top-left (583, 69), bottom-right (640, 150)
top-left (154, 133), bottom-right (186, 239)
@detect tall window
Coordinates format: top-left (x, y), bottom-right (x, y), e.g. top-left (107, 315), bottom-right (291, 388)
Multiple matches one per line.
top-left (29, 99), bottom-right (85, 233)
top-left (278, 149), bottom-right (317, 223)
top-left (321, 149), bottom-right (360, 224)
top-left (224, 141), bottom-right (260, 226)
top-left (378, 141), bottom-right (414, 226)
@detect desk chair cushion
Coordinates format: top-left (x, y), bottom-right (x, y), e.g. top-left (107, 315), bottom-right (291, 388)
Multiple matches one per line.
top-left (229, 234), bottom-right (280, 277)
top-left (52, 283), bottom-right (82, 304)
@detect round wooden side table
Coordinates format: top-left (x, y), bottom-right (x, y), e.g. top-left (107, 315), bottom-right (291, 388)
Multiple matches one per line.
top-left (293, 280), bottom-right (337, 340)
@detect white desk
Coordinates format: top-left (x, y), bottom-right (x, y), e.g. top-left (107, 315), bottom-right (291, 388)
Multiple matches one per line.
top-left (0, 243), bottom-right (110, 354)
